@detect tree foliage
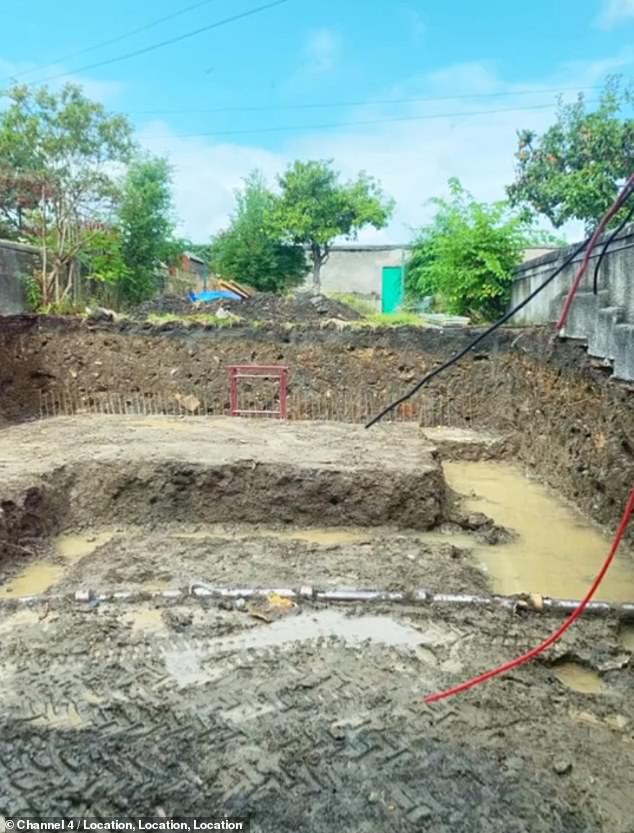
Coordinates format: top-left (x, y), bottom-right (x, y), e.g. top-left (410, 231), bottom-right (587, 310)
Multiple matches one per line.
top-left (271, 160), bottom-right (394, 292)
top-left (0, 83), bottom-right (134, 304)
top-left (407, 179), bottom-right (556, 321)
top-left (117, 156), bottom-right (176, 305)
top-left (210, 171), bottom-right (307, 293)
top-left (507, 78), bottom-right (634, 230)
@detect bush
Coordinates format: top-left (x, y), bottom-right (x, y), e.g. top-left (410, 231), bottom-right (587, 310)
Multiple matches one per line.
top-left (407, 179), bottom-right (557, 321)
top-left (210, 172), bottom-right (307, 293)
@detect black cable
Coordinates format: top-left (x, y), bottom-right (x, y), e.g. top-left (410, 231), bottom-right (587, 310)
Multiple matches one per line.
top-left (132, 85), bottom-right (599, 116)
top-left (145, 101), bottom-right (585, 140)
top-left (365, 235), bottom-right (593, 429)
top-left (13, 0), bottom-right (223, 81)
top-left (34, 0), bottom-right (291, 85)
top-left (592, 194), bottom-right (634, 294)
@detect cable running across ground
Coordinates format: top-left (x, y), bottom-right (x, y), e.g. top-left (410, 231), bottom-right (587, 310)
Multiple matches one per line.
top-left (365, 177), bottom-right (634, 429)
top-left (423, 485), bottom-right (634, 703)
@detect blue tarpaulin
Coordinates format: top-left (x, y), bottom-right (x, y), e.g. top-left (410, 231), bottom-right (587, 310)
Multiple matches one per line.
top-left (188, 289), bottom-right (242, 303)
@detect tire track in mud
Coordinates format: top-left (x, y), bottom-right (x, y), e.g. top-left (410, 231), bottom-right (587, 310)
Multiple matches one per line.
top-left (0, 606), bottom-right (619, 831)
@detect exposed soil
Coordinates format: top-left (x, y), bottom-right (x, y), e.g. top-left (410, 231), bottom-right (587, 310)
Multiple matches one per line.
top-left (46, 524), bottom-right (487, 596)
top-left (0, 417), bottom-right (449, 574)
top-left (0, 598), bottom-right (632, 829)
top-left (1, 300), bottom-right (634, 830)
top-left (132, 291), bottom-right (363, 324)
top-left (0, 317), bottom-right (631, 539)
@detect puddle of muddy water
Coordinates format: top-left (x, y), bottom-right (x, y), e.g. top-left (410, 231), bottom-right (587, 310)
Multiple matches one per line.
top-left (0, 531), bottom-right (113, 598)
top-left (444, 461), bottom-right (634, 602)
top-left (208, 610), bottom-right (428, 652)
top-left (619, 625), bottom-right (634, 651)
top-left (552, 662), bottom-right (605, 694)
top-left (55, 531), bottom-right (114, 559)
top-left (125, 608), bottom-right (165, 633)
top-left (163, 610), bottom-right (438, 687)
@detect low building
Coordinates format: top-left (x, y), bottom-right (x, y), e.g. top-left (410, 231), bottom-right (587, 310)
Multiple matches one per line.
top-left (308, 244), bottom-right (410, 312)
top-left (307, 243), bottom-right (563, 313)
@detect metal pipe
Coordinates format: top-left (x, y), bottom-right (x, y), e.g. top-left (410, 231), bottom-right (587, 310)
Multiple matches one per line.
top-left (0, 585), bottom-right (633, 620)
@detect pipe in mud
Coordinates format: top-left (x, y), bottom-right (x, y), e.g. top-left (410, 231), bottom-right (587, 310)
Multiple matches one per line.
top-left (1, 583), bottom-right (633, 619)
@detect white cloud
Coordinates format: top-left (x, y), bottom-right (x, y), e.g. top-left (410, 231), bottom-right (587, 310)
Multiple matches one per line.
top-left (0, 56), bottom-right (123, 103)
top-left (597, 0), bottom-right (634, 28)
top-left (140, 123), bottom-right (284, 240)
top-left (285, 28), bottom-right (343, 92)
top-left (139, 55), bottom-right (630, 245)
top-left (304, 28), bottom-right (342, 75)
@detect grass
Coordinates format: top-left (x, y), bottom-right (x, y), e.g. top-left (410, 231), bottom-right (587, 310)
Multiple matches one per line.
top-left (146, 312), bottom-right (242, 327)
top-left (328, 292), bottom-right (377, 317)
top-left (328, 292), bottom-right (429, 327)
top-left (364, 311), bottom-right (426, 327)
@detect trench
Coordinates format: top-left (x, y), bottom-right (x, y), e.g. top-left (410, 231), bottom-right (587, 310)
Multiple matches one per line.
top-left (1, 456), bottom-right (633, 603)
top-left (1, 319), bottom-right (634, 829)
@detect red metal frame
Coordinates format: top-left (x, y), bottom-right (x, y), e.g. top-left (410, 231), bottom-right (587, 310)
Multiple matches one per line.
top-left (227, 365), bottom-right (289, 419)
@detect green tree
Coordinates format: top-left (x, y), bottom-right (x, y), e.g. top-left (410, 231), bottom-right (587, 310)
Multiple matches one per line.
top-left (507, 78), bottom-right (634, 230)
top-left (0, 83), bottom-right (134, 304)
top-left (271, 160), bottom-right (394, 293)
top-left (117, 156), bottom-right (176, 305)
top-left (210, 171), bottom-right (307, 293)
top-left (407, 179), bottom-right (556, 321)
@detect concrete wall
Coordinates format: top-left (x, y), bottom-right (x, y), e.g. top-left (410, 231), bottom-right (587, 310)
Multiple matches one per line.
top-left (511, 224), bottom-right (634, 380)
top-left (306, 245), bottom-right (409, 304)
top-left (0, 239), bottom-right (40, 315)
top-left (308, 244), bottom-right (554, 308)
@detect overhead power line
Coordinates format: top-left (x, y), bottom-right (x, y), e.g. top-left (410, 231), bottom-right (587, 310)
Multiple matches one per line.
top-left (142, 100), bottom-right (593, 140)
top-left (132, 85), bottom-right (596, 116)
top-left (13, 0), bottom-right (224, 80)
top-left (30, 0), bottom-right (292, 85)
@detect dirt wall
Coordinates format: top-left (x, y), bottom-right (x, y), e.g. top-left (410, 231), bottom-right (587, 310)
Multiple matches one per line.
top-left (0, 315), bottom-right (632, 536)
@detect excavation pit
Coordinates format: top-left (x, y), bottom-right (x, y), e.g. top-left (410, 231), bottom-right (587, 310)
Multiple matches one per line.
top-left (2, 415), bottom-right (633, 603)
top-left (0, 315), bottom-right (633, 829)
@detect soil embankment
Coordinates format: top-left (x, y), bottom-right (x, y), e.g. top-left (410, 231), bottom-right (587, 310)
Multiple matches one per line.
top-left (1, 316), bottom-right (631, 536)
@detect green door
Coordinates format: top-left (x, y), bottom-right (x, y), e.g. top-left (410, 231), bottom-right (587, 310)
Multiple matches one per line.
top-left (382, 266), bottom-right (404, 313)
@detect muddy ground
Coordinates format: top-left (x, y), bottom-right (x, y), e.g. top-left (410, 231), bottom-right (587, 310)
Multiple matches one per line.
top-left (0, 598), bottom-right (632, 830)
top-left (1, 317), bottom-right (631, 539)
top-left (0, 417), bottom-right (450, 575)
top-left (0, 407), bottom-right (632, 828)
top-left (45, 524), bottom-right (488, 596)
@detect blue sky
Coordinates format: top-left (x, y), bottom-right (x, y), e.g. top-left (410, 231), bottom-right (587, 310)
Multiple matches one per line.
top-left (1, 0), bottom-right (633, 241)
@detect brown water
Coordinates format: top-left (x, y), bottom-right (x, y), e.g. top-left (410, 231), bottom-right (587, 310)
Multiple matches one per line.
top-left (619, 625), bottom-right (634, 651)
top-left (125, 607), bottom-right (165, 632)
top-left (552, 662), bottom-right (605, 694)
top-left (0, 531), bottom-right (112, 598)
top-left (444, 461), bottom-right (634, 602)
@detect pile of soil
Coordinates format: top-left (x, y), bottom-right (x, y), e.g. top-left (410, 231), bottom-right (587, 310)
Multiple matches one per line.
top-left (133, 292), bottom-right (363, 324)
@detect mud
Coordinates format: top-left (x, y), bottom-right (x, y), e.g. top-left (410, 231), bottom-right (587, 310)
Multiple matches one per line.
top-left (1, 315), bottom-right (633, 828)
top-left (0, 416), bottom-right (446, 569)
top-left (2, 425), bottom-right (633, 603)
top-left (0, 317), bottom-right (631, 539)
top-left (40, 524), bottom-right (485, 597)
top-left (0, 598), bottom-right (632, 829)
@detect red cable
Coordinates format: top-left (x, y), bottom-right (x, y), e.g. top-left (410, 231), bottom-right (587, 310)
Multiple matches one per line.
top-left (424, 485), bottom-right (634, 704)
top-left (556, 174), bottom-right (634, 331)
